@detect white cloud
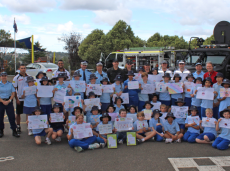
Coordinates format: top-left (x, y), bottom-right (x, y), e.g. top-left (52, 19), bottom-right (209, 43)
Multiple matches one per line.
top-left (83, 24), bottom-right (91, 29)
top-left (57, 21), bottom-right (74, 32)
top-left (0, 3), bottom-right (3, 7)
top-left (0, 0), bottom-right (56, 12)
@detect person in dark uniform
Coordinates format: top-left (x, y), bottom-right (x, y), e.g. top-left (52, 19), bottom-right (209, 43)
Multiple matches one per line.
top-left (0, 72), bottom-right (20, 138)
top-left (144, 61), bottom-right (152, 74)
top-left (107, 59), bottom-right (123, 83)
top-left (122, 59), bottom-right (137, 81)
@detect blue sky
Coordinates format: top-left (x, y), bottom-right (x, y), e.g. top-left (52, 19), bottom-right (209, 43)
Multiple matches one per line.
top-left (0, 0), bottom-right (230, 53)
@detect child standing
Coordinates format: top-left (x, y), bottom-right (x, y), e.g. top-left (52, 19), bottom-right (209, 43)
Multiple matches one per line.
top-left (149, 109), bottom-right (164, 142)
top-left (159, 104), bottom-right (168, 123)
top-left (190, 77), bottom-right (203, 118)
top-left (138, 72), bottom-right (151, 111)
top-left (171, 73), bottom-right (183, 106)
top-left (123, 70), bottom-right (141, 107)
top-left (70, 70), bottom-right (84, 100)
top-left (184, 74), bottom-right (194, 107)
top-left (151, 93), bottom-right (161, 110)
top-left (183, 106), bottom-right (200, 143)
top-left (38, 76), bottom-right (52, 116)
top-left (152, 67), bottom-right (159, 75)
top-left (159, 73), bottom-right (171, 107)
top-left (114, 97), bottom-right (125, 113)
top-left (21, 76), bottom-right (37, 135)
top-left (217, 79), bottom-right (230, 118)
top-left (164, 112), bottom-right (184, 143)
top-left (196, 108), bottom-right (217, 144)
top-left (113, 75), bottom-right (124, 97)
top-left (100, 78), bottom-right (112, 113)
top-left (137, 66), bottom-right (145, 75)
top-left (27, 106), bottom-right (53, 145)
top-left (67, 114), bottom-right (99, 153)
top-left (134, 111), bottom-right (156, 143)
top-left (49, 103), bottom-right (66, 142)
top-left (212, 109), bottom-right (230, 150)
top-left (174, 98), bottom-right (186, 134)
top-left (213, 72), bottom-right (224, 119)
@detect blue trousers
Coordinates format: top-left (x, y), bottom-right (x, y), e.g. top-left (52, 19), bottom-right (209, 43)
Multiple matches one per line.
top-left (171, 98), bottom-right (177, 106)
top-left (0, 101), bottom-right (17, 130)
top-left (116, 132), bottom-right (127, 141)
top-left (183, 131), bottom-right (199, 143)
top-left (201, 107), bottom-right (213, 118)
top-left (184, 97), bottom-right (191, 107)
top-left (212, 137), bottom-right (230, 150)
top-left (96, 137), bottom-right (105, 143)
top-left (196, 106), bottom-right (201, 119)
top-left (40, 104), bottom-right (52, 117)
top-left (213, 106), bottom-right (219, 119)
top-left (68, 136), bottom-right (97, 150)
top-left (155, 125), bottom-right (163, 142)
top-left (127, 96), bottom-right (139, 108)
top-left (138, 101), bottom-right (146, 112)
top-left (160, 100), bottom-right (171, 107)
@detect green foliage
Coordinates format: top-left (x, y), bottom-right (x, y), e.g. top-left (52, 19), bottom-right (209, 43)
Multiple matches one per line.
top-left (203, 35), bottom-right (215, 45)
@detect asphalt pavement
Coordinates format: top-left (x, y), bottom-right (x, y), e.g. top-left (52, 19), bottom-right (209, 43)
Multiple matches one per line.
top-left (1, 76), bottom-right (230, 171)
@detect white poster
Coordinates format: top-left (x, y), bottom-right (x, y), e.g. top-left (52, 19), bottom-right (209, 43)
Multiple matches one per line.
top-left (136, 120), bottom-right (148, 130)
top-left (134, 73), bottom-right (142, 81)
top-left (171, 106), bottom-right (188, 118)
top-left (24, 86), bottom-right (37, 96)
top-left (28, 115), bottom-right (48, 129)
top-left (128, 81), bottom-right (139, 89)
top-left (114, 118), bottom-right (133, 131)
top-left (196, 87), bottom-right (214, 100)
top-left (50, 113), bottom-right (64, 123)
top-left (64, 96), bottom-right (81, 109)
top-left (70, 80), bottom-right (86, 92)
top-left (155, 82), bottom-right (167, 92)
top-left (202, 117), bottom-right (216, 128)
top-left (219, 118), bottom-right (230, 129)
top-left (86, 84), bottom-right (102, 95)
top-left (144, 109), bottom-right (152, 120)
top-left (53, 88), bottom-right (67, 103)
top-left (141, 84), bottom-right (155, 94)
top-left (151, 102), bottom-right (161, 110)
top-left (84, 98), bottom-right (101, 111)
top-left (148, 75), bottom-right (162, 83)
top-left (72, 123), bottom-right (93, 139)
top-left (112, 93), bottom-right (129, 104)
top-left (37, 86), bottom-right (54, 97)
top-left (102, 85), bottom-right (114, 93)
top-left (127, 114), bottom-right (137, 122)
top-left (187, 116), bottom-right (200, 125)
top-left (98, 124), bottom-right (113, 134)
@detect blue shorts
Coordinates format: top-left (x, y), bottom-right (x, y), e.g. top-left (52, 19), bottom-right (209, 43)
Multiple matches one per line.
top-left (196, 133), bottom-right (215, 141)
top-left (179, 124), bottom-right (185, 130)
top-left (23, 106), bottom-right (35, 115)
top-left (34, 130), bottom-right (46, 137)
top-left (138, 132), bottom-right (146, 137)
top-left (53, 128), bottom-right (64, 133)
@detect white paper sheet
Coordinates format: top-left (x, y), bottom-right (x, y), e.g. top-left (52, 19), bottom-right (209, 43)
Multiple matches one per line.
top-left (127, 114), bottom-right (137, 122)
top-left (114, 118), bottom-right (133, 131)
top-left (28, 115), bottom-right (48, 129)
top-left (53, 88), bottom-right (67, 103)
top-left (219, 118), bottom-right (230, 129)
top-left (155, 82), bottom-right (167, 92)
top-left (24, 86), bottom-right (36, 96)
top-left (102, 85), bottom-right (114, 93)
top-left (151, 102), bottom-right (161, 110)
top-left (196, 87), bottom-right (214, 100)
top-left (202, 117), bottom-right (216, 128)
top-left (37, 86), bottom-right (54, 97)
top-left (171, 106), bottom-right (188, 118)
top-left (86, 84), bottom-right (102, 95)
top-left (70, 80), bottom-right (86, 92)
top-left (141, 84), bottom-right (156, 94)
top-left (98, 124), bottom-right (113, 134)
top-left (50, 113), bottom-right (64, 123)
top-left (84, 98), bottom-right (101, 111)
top-left (112, 93), bottom-right (129, 104)
top-left (64, 96), bottom-right (81, 109)
top-left (128, 81), bottom-right (139, 89)
top-left (72, 123), bottom-right (93, 139)
top-left (148, 74), bottom-right (162, 83)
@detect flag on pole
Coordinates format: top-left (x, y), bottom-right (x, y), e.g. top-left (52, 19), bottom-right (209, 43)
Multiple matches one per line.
top-left (13, 18), bottom-right (18, 33)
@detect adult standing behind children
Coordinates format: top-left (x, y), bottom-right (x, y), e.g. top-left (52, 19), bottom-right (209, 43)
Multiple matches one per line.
top-left (52, 59), bottom-right (70, 80)
top-left (144, 61), bottom-right (152, 75)
top-left (158, 60), bottom-right (173, 78)
top-left (122, 60), bottom-right (137, 81)
top-left (74, 60), bottom-right (92, 84)
top-left (107, 59), bottom-right (124, 83)
top-left (204, 61), bottom-right (217, 84)
top-left (173, 60), bottom-right (191, 82)
top-left (94, 61), bottom-right (110, 84)
top-left (0, 72), bottom-right (20, 138)
top-left (13, 64), bottom-right (28, 133)
top-left (193, 63), bottom-right (205, 80)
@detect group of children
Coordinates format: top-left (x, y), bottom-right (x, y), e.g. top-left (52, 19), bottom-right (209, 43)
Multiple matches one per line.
top-left (22, 69), bottom-right (230, 152)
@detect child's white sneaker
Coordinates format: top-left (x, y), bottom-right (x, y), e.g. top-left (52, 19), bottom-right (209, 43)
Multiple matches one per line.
top-left (151, 137), bottom-right (155, 141)
top-left (55, 137), bottom-right (61, 142)
top-left (64, 127), bottom-right (68, 133)
top-left (88, 143), bottom-right (100, 150)
top-left (74, 146), bottom-right (84, 152)
top-left (176, 139), bottom-right (181, 143)
top-left (28, 129), bottom-right (33, 136)
top-left (165, 138), bottom-right (172, 144)
top-left (45, 138), bottom-right (52, 145)
top-left (100, 143), bottom-right (106, 148)
top-left (118, 139), bottom-right (123, 144)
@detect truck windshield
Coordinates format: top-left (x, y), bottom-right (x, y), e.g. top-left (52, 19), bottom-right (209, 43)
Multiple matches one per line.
top-left (186, 55), bottom-right (199, 64)
top-left (205, 56), bottom-right (225, 64)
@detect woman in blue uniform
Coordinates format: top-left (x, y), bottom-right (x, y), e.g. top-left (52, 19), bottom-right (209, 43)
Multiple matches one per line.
top-left (0, 72), bottom-right (20, 138)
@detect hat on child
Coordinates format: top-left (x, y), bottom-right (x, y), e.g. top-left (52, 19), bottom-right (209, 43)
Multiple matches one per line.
top-left (143, 101), bottom-right (153, 108)
top-left (188, 106), bottom-right (199, 113)
top-left (215, 72), bottom-right (224, 79)
top-left (173, 73), bottom-right (181, 80)
top-left (73, 71), bottom-right (82, 77)
top-left (100, 113), bottom-right (111, 121)
top-left (162, 73), bottom-right (171, 78)
top-left (52, 103), bottom-right (61, 112)
top-left (137, 66), bottom-right (145, 72)
top-left (32, 106), bottom-right (43, 115)
top-left (57, 73), bottom-right (67, 80)
top-left (203, 77), bottom-right (213, 85)
top-left (175, 98), bottom-right (185, 105)
top-left (186, 74), bottom-right (195, 80)
top-left (221, 79), bottom-right (230, 86)
top-left (152, 109), bottom-right (162, 118)
top-left (91, 106), bottom-right (100, 113)
top-left (88, 91), bottom-right (96, 97)
top-left (100, 77), bottom-right (109, 84)
top-left (26, 76), bottom-right (36, 83)
top-left (126, 60), bottom-right (133, 65)
top-left (114, 75), bottom-right (123, 82)
top-left (126, 70), bottom-right (135, 76)
top-left (36, 71), bottom-right (46, 79)
top-left (165, 112), bottom-right (175, 120)
top-left (89, 74), bottom-right (98, 80)
top-left (194, 77), bottom-right (202, 83)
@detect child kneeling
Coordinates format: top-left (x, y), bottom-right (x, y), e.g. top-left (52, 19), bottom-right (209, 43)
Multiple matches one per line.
top-left (67, 114), bottom-right (99, 152)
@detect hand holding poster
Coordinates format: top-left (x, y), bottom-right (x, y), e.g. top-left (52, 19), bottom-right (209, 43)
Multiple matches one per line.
top-left (64, 96), bottom-right (81, 109)
top-left (28, 115), bottom-right (48, 129)
top-left (219, 118), bottom-right (230, 129)
top-left (72, 123), bottom-right (93, 139)
top-left (202, 117), bottom-right (216, 128)
top-left (102, 85), bottom-right (114, 93)
top-left (187, 116), bottom-right (200, 125)
top-left (155, 82), bottom-right (167, 92)
top-left (128, 81), bottom-right (139, 89)
top-left (84, 98), bottom-right (101, 111)
top-left (141, 84), bottom-right (155, 94)
top-left (98, 124), bottom-right (113, 134)
top-left (148, 75), bottom-right (162, 83)
top-left (53, 88), bottom-right (67, 103)
top-left (171, 106), bottom-right (188, 118)
top-left (184, 83), bottom-right (202, 93)
top-left (86, 84), bottom-right (102, 95)
top-left (70, 80), bottom-right (86, 92)
top-left (50, 113), bottom-right (64, 123)
top-left (167, 82), bottom-right (183, 94)
top-left (24, 86), bottom-right (37, 96)
top-left (220, 88), bottom-right (230, 98)
top-left (196, 87), bottom-right (214, 100)
top-left (37, 86), bottom-right (54, 97)
top-left (115, 118), bottom-right (133, 131)
top-left (144, 109), bottom-right (152, 120)
top-left (112, 93), bottom-right (129, 104)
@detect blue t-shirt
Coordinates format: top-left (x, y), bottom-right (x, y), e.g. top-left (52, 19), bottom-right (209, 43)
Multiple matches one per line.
top-left (191, 87), bottom-right (202, 107)
top-left (40, 97), bottom-right (52, 105)
top-left (159, 81), bottom-right (171, 101)
top-left (113, 83), bottom-right (124, 93)
top-left (184, 81), bottom-right (193, 98)
top-left (164, 120), bottom-right (180, 135)
top-left (133, 120), bottom-right (149, 131)
top-left (203, 118), bottom-right (217, 137)
top-left (217, 92), bottom-right (230, 112)
top-left (138, 80), bottom-right (151, 101)
top-left (213, 83), bottom-right (222, 103)
top-left (0, 81), bottom-right (15, 99)
top-left (149, 117), bottom-right (164, 130)
top-left (219, 123), bottom-right (230, 141)
top-left (100, 92), bottom-right (111, 103)
top-left (23, 86), bottom-right (37, 107)
top-left (185, 116), bottom-right (200, 134)
top-left (114, 104), bottom-right (125, 113)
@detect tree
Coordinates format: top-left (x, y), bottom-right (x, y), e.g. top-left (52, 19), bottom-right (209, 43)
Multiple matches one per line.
top-left (58, 32), bottom-right (82, 70)
top-left (203, 35), bottom-right (215, 45)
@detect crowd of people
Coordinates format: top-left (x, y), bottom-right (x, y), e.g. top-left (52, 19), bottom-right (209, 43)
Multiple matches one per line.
top-left (1, 58), bottom-right (230, 153)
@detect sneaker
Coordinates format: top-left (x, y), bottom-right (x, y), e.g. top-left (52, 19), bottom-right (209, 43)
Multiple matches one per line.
top-left (64, 127), bottom-right (68, 133)
top-left (17, 126), bottom-right (21, 134)
top-left (136, 139), bottom-right (143, 144)
top-left (28, 129), bottom-right (33, 136)
top-left (100, 143), bottom-right (106, 148)
top-left (151, 137), bottom-right (155, 141)
top-left (74, 146), bottom-right (84, 153)
top-left (88, 143), bottom-right (100, 150)
top-left (176, 139), bottom-right (181, 143)
top-left (55, 137), bottom-right (61, 142)
top-left (45, 138), bottom-right (52, 145)
top-left (118, 139), bottom-right (123, 144)
top-left (165, 138), bottom-right (172, 144)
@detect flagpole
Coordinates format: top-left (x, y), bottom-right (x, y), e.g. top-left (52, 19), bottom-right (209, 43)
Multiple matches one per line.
top-left (14, 18), bottom-right (16, 72)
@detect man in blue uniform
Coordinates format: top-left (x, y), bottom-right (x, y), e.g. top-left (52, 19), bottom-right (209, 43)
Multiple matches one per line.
top-left (74, 61), bottom-right (92, 84)
top-left (94, 61), bottom-right (110, 84)
top-left (0, 72), bottom-right (20, 138)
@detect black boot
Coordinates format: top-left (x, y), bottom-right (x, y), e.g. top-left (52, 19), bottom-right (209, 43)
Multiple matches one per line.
top-left (12, 129), bottom-right (20, 138)
top-left (0, 129), bottom-right (3, 138)
top-left (17, 125), bottom-right (21, 134)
